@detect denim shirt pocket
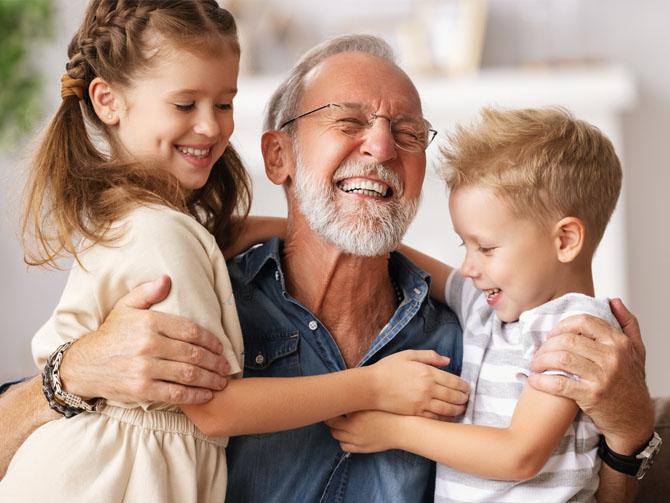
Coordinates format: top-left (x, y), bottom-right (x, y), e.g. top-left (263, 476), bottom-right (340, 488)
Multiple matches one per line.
top-left (243, 331), bottom-right (301, 378)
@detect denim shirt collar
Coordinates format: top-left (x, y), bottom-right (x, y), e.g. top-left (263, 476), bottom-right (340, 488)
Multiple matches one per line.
top-left (239, 237), bottom-right (431, 305)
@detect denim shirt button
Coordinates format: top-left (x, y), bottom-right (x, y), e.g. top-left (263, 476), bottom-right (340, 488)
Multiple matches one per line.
top-left (274, 270), bottom-right (280, 281)
top-left (308, 320), bottom-right (318, 331)
top-left (255, 352), bottom-right (265, 365)
top-left (413, 287), bottom-right (421, 296)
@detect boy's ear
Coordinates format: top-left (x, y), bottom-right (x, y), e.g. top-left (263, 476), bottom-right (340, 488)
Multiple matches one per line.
top-left (261, 130), bottom-right (294, 186)
top-left (89, 77), bottom-right (121, 125)
top-left (553, 217), bottom-right (586, 263)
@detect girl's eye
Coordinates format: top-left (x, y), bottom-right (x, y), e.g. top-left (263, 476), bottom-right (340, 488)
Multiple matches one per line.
top-left (175, 103), bottom-right (195, 111)
top-left (216, 103), bottom-right (233, 111)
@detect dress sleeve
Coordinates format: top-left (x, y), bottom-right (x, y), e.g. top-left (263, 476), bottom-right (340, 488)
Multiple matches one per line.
top-left (31, 206), bottom-right (243, 375)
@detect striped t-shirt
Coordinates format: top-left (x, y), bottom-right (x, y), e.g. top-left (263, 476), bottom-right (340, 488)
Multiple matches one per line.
top-left (436, 270), bottom-right (617, 503)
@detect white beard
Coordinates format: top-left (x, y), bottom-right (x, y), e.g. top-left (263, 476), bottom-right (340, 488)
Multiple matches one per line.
top-left (293, 152), bottom-right (420, 257)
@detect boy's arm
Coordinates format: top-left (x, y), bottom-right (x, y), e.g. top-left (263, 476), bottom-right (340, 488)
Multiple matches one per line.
top-left (397, 244), bottom-right (454, 304)
top-left (182, 349), bottom-right (469, 437)
top-left (330, 384), bottom-right (577, 481)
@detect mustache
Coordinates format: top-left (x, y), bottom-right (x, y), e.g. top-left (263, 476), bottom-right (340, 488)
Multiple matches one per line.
top-left (332, 160), bottom-right (404, 197)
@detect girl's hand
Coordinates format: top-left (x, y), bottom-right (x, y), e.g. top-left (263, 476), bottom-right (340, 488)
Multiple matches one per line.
top-left (327, 411), bottom-right (400, 453)
top-left (223, 216), bottom-right (287, 258)
top-left (370, 350), bottom-right (469, 419)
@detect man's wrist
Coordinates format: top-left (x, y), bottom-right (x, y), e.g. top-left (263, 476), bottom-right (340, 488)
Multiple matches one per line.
top-left (59, 339), bottom-right (95, 400)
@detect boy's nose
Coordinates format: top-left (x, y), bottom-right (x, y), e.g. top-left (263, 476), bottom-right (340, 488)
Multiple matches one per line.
top-left (461, 253), bottom-right (480, 279)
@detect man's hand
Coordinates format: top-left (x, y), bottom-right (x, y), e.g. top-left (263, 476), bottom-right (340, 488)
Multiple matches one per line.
top-left (529, 298), bottom-right (654, 454)
top-left (60, 276), bottom-right (231, 405)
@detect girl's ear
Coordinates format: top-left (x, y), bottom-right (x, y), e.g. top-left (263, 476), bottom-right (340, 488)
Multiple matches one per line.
top-left (261, 130), bottom-right (294, 186)
top-left (553, 217), bottom-right (586, 263)
top-left (89, 77), bottom-right (121, 125)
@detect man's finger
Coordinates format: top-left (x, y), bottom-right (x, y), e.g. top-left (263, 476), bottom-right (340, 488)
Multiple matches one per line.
top-left (155, 382), bottom-right (214, 405)
top-left (534, 332), bottom-right (608, 363)
top-left (153, 360), bottom-right (228, 391)
top-left (609, 298), bottom-right (644, 351)
top-left (153, 313), bottom-right (223, 355)
top-left (531, 348), bottom-right (601, 378)
top-left (527, 373), bottom-right (586, 402)
top-left (155, 337), bottom-right (230, 376)
top-left (117, 276), bottom-right (172, 310)
top-left (547, 314), bottom-right (616, 342)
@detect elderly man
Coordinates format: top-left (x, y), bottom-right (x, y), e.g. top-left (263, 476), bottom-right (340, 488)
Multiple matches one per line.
top-left (0, 35), bottom-right (655, 502)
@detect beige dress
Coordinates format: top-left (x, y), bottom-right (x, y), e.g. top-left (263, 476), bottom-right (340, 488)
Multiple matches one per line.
top-left (0, 205), bottom-right (244, 503)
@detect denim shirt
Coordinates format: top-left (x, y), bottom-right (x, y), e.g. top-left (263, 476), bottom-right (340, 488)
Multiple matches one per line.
top-left (226, 239), bottom-right (463, 503)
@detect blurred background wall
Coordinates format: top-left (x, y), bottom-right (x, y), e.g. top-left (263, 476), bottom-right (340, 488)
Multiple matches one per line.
top-left (1, 0), bottom-right (668, 395)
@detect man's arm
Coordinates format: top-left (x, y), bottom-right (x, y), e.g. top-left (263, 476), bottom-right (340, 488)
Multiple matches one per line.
top-left (529, 298), bottom-right (654, 503)
top-left (0, 276), bottom-right (230, 474)
top-left (0, 376), bottom-right (59, 477)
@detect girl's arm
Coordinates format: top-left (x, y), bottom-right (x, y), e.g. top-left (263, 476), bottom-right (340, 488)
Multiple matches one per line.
top-left (222, 216), bottom-right (287, 258)
top-left (328, 383), bottom-right (577, 481)
top-left (397, 245), bottom-right (454, 304)
top-left (182, 349), bottom-right (470, 437)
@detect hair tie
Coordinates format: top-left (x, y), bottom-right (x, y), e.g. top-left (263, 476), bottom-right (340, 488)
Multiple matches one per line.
top-left (60, 73), bottom-right (86, 101)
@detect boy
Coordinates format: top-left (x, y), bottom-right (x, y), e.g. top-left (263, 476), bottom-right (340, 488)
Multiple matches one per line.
top-left (328, 107), bottom-right (623, 502)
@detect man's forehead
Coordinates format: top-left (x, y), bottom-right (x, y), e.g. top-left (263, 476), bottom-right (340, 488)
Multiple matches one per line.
top-left (301, 52), bottom-right (422, 114)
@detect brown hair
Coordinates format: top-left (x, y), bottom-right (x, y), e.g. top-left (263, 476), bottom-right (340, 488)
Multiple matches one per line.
top-left (440, 107), bottom-right (622, 250)
top-left (23, 0), bottom-right (251, 267)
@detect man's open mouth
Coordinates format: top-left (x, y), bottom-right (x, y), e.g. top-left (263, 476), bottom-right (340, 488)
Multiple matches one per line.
top-left (336, 178), bottom-right (391, 199)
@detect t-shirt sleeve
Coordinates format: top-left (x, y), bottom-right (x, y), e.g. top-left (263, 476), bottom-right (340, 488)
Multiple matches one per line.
top-left (444, 269), bottom-right (482, 328)
top-left (32, 207), bottom-right (243, 375)
top-left (516, 294), bottom-right (618, 381)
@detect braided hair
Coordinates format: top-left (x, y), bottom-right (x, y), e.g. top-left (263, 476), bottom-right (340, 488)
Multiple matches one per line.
top-left (23, 0), bottom-right (251, 267)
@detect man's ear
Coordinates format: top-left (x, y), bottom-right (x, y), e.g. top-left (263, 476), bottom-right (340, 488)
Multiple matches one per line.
top-left (261, 130), bottom-right (293, 186)
top-left (89, 77), bottom-right (122, 125)
top-left (553, 217), bottom-right (586, 263)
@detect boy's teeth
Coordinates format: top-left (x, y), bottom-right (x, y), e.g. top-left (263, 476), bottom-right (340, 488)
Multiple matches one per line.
top-left (486, 288), bottom-right (501, 298)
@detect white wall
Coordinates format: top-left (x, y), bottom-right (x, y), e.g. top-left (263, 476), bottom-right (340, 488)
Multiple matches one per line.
top-left (1, 0), bottom-right (667, 395)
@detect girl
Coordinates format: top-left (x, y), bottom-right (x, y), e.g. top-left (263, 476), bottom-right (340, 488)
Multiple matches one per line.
top-left (0, 2), bottom-right (460, 501)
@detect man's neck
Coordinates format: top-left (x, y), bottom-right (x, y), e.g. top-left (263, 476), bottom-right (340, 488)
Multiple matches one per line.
top-left (281, 218), bottom-right (399, 367)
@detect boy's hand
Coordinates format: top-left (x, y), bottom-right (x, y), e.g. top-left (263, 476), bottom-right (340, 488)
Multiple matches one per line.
top-left (327, 411), bottom-right (400, 453)
top-left (370, 350), bottom-right (469, 419)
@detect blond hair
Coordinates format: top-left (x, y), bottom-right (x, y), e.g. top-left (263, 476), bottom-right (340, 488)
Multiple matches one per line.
top-left (23, 0), bottom-right (251, 267)
top-left (440, 107), bottom-right (622, 249)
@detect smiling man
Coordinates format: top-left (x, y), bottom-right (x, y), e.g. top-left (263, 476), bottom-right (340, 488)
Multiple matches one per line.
top-left (0, 35), bottom-right (655, 502)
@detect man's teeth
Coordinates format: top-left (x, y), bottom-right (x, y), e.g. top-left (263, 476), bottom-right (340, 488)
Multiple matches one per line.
top-left (485, 288), bottom-right (501, 298)
top-left (338, 180), bottom-right (389, 198)
top-left (177, 146), bottom-right (210, 158)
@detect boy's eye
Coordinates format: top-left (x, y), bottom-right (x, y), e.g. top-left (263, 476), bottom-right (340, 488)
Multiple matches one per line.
top-left (478, 246), bottom-right (496, 254)
top-left (175, 103), bottom-right (195, 111)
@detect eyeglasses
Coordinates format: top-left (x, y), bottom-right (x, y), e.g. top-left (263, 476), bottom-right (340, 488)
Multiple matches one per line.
top-left (279, 103), bottom-right (438, 152)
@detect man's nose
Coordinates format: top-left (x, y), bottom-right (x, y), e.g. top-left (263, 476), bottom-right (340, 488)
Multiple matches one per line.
top-left (359, 117), bottom-right (397, 163)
